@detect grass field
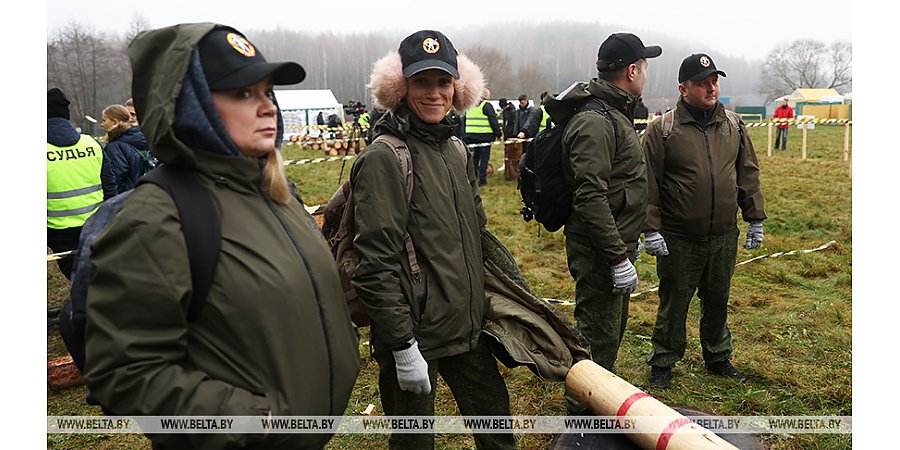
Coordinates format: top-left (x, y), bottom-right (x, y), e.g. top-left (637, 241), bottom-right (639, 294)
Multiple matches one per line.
top-left (46, 123), bottom-right (852, 449)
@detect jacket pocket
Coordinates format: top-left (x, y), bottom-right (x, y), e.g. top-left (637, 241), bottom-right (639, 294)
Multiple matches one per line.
top-left (608, 185), bottom-right (626, 216)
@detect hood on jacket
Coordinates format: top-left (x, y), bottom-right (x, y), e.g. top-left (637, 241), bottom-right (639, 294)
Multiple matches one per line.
top-left (109, 126), bottom-right (149, 151)
top-left (368, 51), bottom-right (484, 114)
top-left (47, 117), bottom-right (81, 147)
top-left (542, 78), bottom-right (637, 124)
top-left (128, 23), bottom-right (285, 170)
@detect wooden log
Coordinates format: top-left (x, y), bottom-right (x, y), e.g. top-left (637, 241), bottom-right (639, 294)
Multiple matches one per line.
top-left (566, 360), bottom-right (738, 450)
top-left (48, 355), bottom-right (84, 390)
top-left (504, 141), bottom-right (523, 181)
top-left (766, 123), bottom-right (772, 157)
top-left (843, 123), bottom-right (850, 162)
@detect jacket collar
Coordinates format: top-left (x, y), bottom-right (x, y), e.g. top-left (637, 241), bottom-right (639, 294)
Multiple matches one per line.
top-left (675, 96), bottom-right (725, 128)
top-left (374, 105), bottom-right (454, 147)
top-left (586, 78), bottom-right (637, 119)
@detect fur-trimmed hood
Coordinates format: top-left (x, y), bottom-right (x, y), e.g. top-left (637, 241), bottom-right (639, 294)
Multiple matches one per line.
top-left (368, 51), bottom-right (485, 114)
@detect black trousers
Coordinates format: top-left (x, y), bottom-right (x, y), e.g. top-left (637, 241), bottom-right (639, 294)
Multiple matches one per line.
top-left (47, 226), bottom-right (82, 280)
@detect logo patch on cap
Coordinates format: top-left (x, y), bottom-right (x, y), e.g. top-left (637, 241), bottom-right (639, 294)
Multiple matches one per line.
top-left (699, 56), bottom-right (711, 67)
top-left (422, 38), bottom-right (440, 54)
top-left (227, 33), bottom-right (256, 57)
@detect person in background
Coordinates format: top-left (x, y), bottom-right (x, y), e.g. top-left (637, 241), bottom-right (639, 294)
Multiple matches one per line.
top-left (125, 97), bottom-right (139, 126)
top-left (633, 98), bottom-right (649, 132)
top-left (47, 88), bottom-right (107, 280)
top-left (773, 97), bottom-right (793, 151)
top-left (499, 98), bottom-right (517, 140)
top-left (514, 94), bottom-right (533, 139)
top-left (464, 88), bottom-right (501, 186)
top-left (83, 23), bottom-right (360, 449)
top-left (641, 53), bottom-right (766, 389)
top-left (541, 32), bottom-right (660, 414)
top-left (100, 104), bottom-right (150, 197)
top-left (358, 29), bottom-right (516, 450)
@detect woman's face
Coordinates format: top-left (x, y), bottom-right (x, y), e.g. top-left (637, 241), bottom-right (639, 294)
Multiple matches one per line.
top-left (406, 69), bottom-right (454, 124)
top-left (100, 115), bottom-right (118, 133)
top-left (211, 77), bottom-right (278, 157)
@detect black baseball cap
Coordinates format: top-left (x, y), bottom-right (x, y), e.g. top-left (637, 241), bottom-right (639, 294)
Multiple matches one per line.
top-left (198, 28), bottom-right (305, 91)
top-left (597, 33), bottom-right (662, 72)
top-left (678, 53), bottom-right (727, 83)
top-left (399, 30), bottom-right (459, 79)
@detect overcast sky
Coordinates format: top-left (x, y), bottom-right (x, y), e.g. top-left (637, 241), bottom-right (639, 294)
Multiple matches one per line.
top-left (46, 0), bottom-right (852, 61)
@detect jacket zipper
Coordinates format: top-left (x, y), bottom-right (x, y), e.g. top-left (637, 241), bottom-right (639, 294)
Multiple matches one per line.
top-left (703, 128), bottom-right (716, 236)
top-left (263, 195), bottom-right (336, 415)
top-left (439, 147), bottom-right (477, 350)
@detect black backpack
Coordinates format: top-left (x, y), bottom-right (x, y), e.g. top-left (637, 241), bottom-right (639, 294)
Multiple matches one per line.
top-left (59, 164), bottom-right (221, 376)
top-left (518, 97), bottom-right (617, 232)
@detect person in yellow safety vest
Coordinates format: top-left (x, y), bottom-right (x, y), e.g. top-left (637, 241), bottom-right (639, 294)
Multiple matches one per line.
top-left (463, 88), bottom-right (501, 185)
top-left (538, 104), bottom-right (552, 132)
top-left (359, 111), bottom-right (370, 129)
top-left (47, 88), bottom-right (109, 280)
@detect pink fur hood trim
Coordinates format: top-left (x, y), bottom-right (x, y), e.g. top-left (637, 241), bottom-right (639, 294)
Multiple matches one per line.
top-left (367, 52), bottom-right (485, 114)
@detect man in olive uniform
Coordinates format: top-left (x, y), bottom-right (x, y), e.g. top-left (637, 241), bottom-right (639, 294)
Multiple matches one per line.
top-left (641, 53), bottom-right (766, 388)
top-left (542, 32), bottom-right (660, 414)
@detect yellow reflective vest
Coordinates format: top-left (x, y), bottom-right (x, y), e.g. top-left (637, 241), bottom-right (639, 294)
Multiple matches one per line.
top-left (465, 100), bottom-right (493, 135)
top-left (47, 134), bottom-right (105, 229)
top-left (538, 105), bottom-right (551, 132)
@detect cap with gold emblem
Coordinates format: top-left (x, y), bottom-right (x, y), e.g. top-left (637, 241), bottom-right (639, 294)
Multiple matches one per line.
top-left (198, 27), bottom-right (306, 91)
top-left (678, 53), bottom-right (727, 83)
top-left (398, 29), bottom-right (459, 79)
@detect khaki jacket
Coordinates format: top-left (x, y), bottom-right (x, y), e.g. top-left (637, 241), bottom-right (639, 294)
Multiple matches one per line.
top-left (642, 98), bottom-right (766, 239)
top-left (350, 107), bottom-right (487, 360)
top-left (543, 79), bottom-right (648, 264)
top-left (84, 23), bottom-right (359, 450)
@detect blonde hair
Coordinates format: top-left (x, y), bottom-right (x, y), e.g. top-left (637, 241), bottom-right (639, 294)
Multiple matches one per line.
top-left (262, 149), bottom-right (291, 205)
top-left (102, 104), bottom-right (132, 139)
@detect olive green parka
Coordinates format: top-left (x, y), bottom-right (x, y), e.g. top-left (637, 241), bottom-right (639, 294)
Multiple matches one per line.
top-left (641, 97), bottom-right (766, 239)
top-left (83, 23), bottom-right (359, 450)
top-left (350, 107), bottom-right (487, 360)
top-left (543, 79), bottom-right (648, 264)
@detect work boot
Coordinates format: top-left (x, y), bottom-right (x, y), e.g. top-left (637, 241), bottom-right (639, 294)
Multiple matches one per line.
top-left (648, 366), bottom-right (672, 389)
top-left (706, 360), bottom-right (747, 383)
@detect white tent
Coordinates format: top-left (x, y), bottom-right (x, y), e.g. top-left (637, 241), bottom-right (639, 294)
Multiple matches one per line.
top-left (275, 89), bottom-right (344, 136)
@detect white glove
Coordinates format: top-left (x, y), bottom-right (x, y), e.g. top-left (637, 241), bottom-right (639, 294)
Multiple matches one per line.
top-left (643, 232), bottom-right (669, 256)
top-left (744, 221), bottom-right (764, 249)
top-left (633, 239), bottom-right (643, 261)
top-left (611, 258), bottom-right (639, 295)
top-left (393, 341), bottom-right (431, 395)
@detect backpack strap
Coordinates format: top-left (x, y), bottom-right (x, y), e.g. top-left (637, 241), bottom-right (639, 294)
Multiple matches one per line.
top-left (137, 164), bottom-right (220, 321)
top-left (660, 109), bottom-right (676, 140)
top-left (577, 97), bottom-right (620, 151)
top-left (724, 108), bottom-right (744, 139)
top-left (372, 134), bottom-right (421, 283)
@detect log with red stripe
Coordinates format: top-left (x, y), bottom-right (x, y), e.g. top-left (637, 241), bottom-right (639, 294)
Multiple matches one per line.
top-left (565, 360), bottom-right (738, 450)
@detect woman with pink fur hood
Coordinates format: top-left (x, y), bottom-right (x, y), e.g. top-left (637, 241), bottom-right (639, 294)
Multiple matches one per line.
top-left (349, 30), bottom-right (517, 450)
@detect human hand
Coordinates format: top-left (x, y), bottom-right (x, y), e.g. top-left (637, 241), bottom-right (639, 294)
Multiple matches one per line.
top-left (644, 232), bottom-right (669, 256)
top-left (611, 258), bottom-right (638, 295)
top-left (744, 221), bottom-right (764, 249)
top-left (393, 341), bottom-right (430, 395)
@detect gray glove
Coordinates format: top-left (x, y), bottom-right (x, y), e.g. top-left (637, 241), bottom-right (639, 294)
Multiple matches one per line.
top-left (643, 232), bottom-right (669, 256)
top-left (393, 341), bottom-right (431, 395)
top-left (633, 239), bottom-right (643, 261)
top-left (744, 221), bottom-right (764, 249)
top-left (611, 258), bottom-right (639, 295)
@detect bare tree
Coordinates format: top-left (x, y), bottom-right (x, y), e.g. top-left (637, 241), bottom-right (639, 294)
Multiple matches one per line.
top-left (463, 46), bottom-right (515, 99)
top-left (759, 39), bottom-right (852, 102)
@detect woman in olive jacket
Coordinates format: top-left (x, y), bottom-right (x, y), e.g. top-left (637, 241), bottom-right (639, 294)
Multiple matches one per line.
top-left (83, 23), bottom-right (359, 450)
top-left (352, 30), bottom-right (515, 450)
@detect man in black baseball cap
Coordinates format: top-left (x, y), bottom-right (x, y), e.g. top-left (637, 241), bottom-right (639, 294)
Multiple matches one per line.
top-left (541, 32), bottom-right (660, 415)
top-left (398, 29), bottom-right (459, 79)
top-left (198, 27), bottom-right (305, 90)
top-left (642, 51), bottom-right (765, 389)
top-left (597, 32), bottom-right (662, 73)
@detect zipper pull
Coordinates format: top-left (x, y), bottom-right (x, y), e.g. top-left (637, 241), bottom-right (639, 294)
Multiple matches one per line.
top-left (214, 177), bottom-right (227, 187)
